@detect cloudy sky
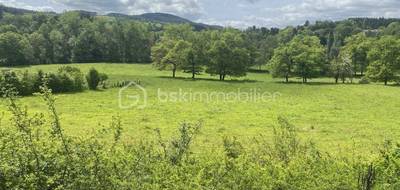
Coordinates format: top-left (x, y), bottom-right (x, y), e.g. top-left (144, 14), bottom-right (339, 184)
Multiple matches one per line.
top-left (1, 0), bottom-right (400, 28)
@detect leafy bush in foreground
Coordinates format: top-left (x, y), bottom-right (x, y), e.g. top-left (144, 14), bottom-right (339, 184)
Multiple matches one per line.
top-left (0, 87), bottom-right (399, 189)
top-left (0, 67), bottom-right (86, 96)
top-left (86, 68), bottom-right (108, 90)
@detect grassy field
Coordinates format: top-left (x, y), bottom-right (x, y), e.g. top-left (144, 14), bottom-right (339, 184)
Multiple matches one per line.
top-left (1, 63), bottom-right (400, 155)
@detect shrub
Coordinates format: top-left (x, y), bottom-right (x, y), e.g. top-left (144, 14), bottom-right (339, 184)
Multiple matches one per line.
top-left (86, 68), bottom-right (108, 90)
top-left (19, 71), bottom-right (35, 96)
top-left (57, 66), bottom-right (86, 92)
top-left (0, 71), bottom-right (21, 96)
top-left (32, 70), bottom-right (45, 92)
top-left (359, 77), bottom-right (370, 84)
top-left (0, 67), bottom-right (85, 96)
top-left (46, 66), bottom-right (85, 93)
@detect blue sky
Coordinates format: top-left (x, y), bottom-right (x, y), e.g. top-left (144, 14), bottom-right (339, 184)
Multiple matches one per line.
top-left (1, 0), bottom-right (400, 28)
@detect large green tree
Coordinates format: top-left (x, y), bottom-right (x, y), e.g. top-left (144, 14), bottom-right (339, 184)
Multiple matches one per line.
top-left (342, 33), bottom-right (371, 76)
top-left (269, 46), bottom-right (293, 83)
top-left (29, 32), bottom-right (49, 64)
top-left (206, 30), bottom-right (249, 81)
top-left (0, 32), bottom-right (33, 66)
top-left (182, 32), bottom-right (208, 79)
top-left (330, 53), bottom-right (354, 83)
top-left (154, 40), bottom-right (192, 78)
top-left (270, 36), bottom-right (325, 83)
top-left (291, 36), bottom-right (326, 83)
top-left (366, 36), bottom-right (400, 85)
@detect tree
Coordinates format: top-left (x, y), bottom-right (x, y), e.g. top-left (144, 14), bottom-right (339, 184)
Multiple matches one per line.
top-left (182, 32), bottom-right (208, 79)
top-left (49, 30), bottom-right (70, 63)
top-left (152, 39), bottom-right (174, 68)
top-left (0, 32), bottom-right (33, 66)
top-left (270, 36), bottom-right (325, 83)
top-left (163, 24), bottom-right (194, 41)
top-left (86, 68), bottom-right (107, 90)
top-left (330, 53), bottom-right (354, 83)
top-left (277, 27), bottom-right (296, 44)
top-left (257, 36), bottom-right (278, 70)
top-left (122, 22), bottom-right (151, 63)
top-left (342, 33), bottom-right (371, 76)
top-left (206, 30), bottom-right (249, 81)
top-left (71, 22), bottom-right (102, 63)
top-left (29, 32), bottom-right (48, 64)
top-left (366, 36), bottom-right (400, 85)
top-left (270, 46), bottom-right (293, 83)
top-left (290, 36), bottom-right (326, 83)
top-left (382, 22), bottom-right (400, 36)
top-left (153, 40), bottom-right (194, 78)
top-left (0, 24), bottom-right (18, 33)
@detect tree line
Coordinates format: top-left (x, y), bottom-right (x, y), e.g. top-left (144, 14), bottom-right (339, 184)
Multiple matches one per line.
top-left (151, 25), bottom-right (252, 80)
top-left (0, 11), bottom-right (154, 66)
top-left (1, 8), bottom-right (400, 84)
top-left (0, 66), bottom-right (108, 96)
top-left (153, 20), bottom-right (400, 84)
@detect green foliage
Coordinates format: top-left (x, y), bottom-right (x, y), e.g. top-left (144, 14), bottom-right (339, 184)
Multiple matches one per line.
top-left (152, 24), bottom-right (196, 78)
top-left (269, 45), bottom-right (293, 82)
top-left (330, 53), bottom-right (354, 83)
top-left (86, 68), bottom-right (108, 90)
top-left (0, 67), bottom-right (85, 96)
top-left (0, 32), bottom-right (33, 66)
top-left (366, 36), bottom-right (400, 85)
top-left (382, 22), bottom-right (400, 36)
top-left (206, 30), bottom-right (249, 81)
top-left (55, 66), bottom-right (86, 92)
top-left (342, 33), bottom-right (371, 75)
top-left (270, 35), bottom-right (325, 82)
top-left (0, 11), bottom-right (152, 66)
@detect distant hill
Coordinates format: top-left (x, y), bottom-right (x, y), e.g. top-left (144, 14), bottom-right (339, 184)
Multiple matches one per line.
top-left (107, 12), bottom-right (221, 30)
top-left (0, 4), bottom-right (221, 30)
top-left (0, 4), bottom-right (36, 15)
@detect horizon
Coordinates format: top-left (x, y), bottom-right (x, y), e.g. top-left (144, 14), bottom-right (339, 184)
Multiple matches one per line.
top-left (1, 0), bottom-right (400, 29)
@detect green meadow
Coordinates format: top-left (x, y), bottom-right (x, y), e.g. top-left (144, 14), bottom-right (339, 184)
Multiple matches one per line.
top-left (1, 63), bottom-right (400, 154)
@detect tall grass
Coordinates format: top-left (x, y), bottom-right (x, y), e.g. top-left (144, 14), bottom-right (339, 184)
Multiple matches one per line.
top-left (0, 86), bottom-right (399, 189)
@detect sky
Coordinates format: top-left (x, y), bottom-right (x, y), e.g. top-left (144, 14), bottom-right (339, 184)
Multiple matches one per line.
top-left (1, 0), bottom-right (400, 28)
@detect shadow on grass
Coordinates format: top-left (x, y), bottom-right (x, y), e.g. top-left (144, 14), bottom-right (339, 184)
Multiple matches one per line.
top-left (157, 76), bottom-right (260, 83)
top-left (0, 65), bottom-right (33, 70)
top-left (274, 81), bottom-right (363, 86)
top-left (248, 69), bottom-right (270, 74)
top-left (385, 83), bottom-right (400, 88)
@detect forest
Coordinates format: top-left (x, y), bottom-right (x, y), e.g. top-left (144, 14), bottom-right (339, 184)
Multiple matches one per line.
top-left (1, 6), bottom-right (400, 85)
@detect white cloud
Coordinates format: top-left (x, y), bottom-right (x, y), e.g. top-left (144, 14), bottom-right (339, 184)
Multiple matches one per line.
top-left (51, 0), bottom-right (203, 19)
top-left (0, 0), bottom-right (56, 12)
top-left (207, 0), bottom-right (400, 28)
top-left (2, 0), bottom-right (400, 28)
top-left (273, 0), bottom-right (400, 26)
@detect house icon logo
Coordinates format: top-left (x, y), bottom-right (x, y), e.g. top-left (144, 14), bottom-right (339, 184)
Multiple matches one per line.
top-left (118, 81), bottom-right (147, 109)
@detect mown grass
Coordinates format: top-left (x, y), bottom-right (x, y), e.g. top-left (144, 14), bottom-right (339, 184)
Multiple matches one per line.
top-left (1, 63), bottom-right (400, 155)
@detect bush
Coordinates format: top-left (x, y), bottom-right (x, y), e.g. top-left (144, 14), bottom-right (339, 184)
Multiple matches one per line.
top-left (0, 70), bottom-right (35, 96)
top-left (19, 71), bottom-right (35, 96)
top-left (57, 66), bottom-right (86, 92)
top-left (0, 71), bottom-right (21, 96)
top-left (0, 67), bottom-right (85, 96)
top-left (86, 68), bottom-right (108, 90)
top-left (44, 66), bottom-right (85, 93)
top-left (359, 77), bottom-right (370, 84)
